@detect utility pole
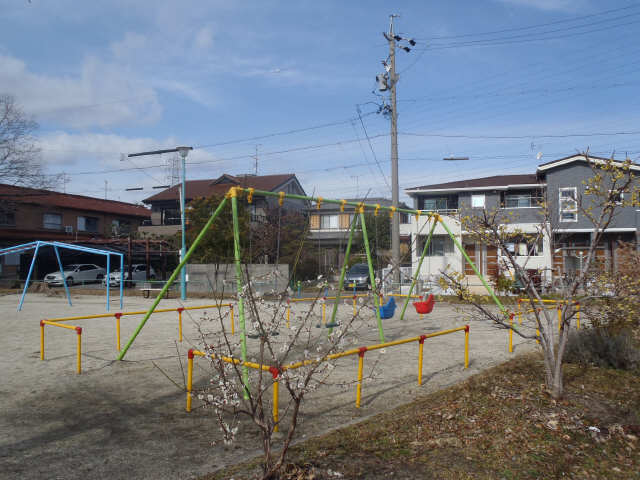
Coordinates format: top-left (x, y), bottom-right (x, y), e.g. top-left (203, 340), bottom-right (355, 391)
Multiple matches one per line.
top-left (388, 15), bottom-right (400, 286)
top-left (379, 15), bottom-right (415, 289)
top-left (253, 145), bottom-right (260, 175)
top-left (104, 180), bottom-right (108, 200)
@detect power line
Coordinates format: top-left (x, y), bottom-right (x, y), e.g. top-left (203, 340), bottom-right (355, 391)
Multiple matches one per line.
top-left (400, 129), bottom-right (640, 140)
top-left (422, 17), bottom-right (640, 51)
top-left (417, 3), bottom-right (640, 41)
top-left (194, 112), bottom-right (376, 149)
top-left (356, 106), bottom-right (390, 191)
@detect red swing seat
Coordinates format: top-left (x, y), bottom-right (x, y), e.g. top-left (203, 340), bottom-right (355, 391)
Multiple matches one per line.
top-left (413, 294), bottom-right (435, 314)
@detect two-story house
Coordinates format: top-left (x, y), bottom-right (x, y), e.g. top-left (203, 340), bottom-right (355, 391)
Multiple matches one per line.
top-left (309, 197), bottom-right (410, 273)
top-left (402, 154), bottom-right (640, 290)
top-left (139, 173), bottom-right (307, 237)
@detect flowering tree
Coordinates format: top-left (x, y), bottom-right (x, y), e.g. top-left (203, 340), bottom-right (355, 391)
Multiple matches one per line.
top-left (188, 274), bottom-right (371, 478)
top-left (439, 152), bottom-right (639, 399)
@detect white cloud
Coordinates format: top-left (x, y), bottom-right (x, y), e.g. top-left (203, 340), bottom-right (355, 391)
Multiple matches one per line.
top-left (38, 131), bottom-right (225, 202)
top-left (0, 53), bottom-right (162, 129)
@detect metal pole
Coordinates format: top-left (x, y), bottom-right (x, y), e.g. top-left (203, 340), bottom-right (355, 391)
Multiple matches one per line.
top-left (106, 254), bottom-right (110, 311)
top-left (328, 215), bottom-right (358, 331)
top-left (181, 153), bottom-right (187, 300)
top-left (437, 217), bottom-right (508, 315)
top-left (53, 245), bottom-right (72, 307)
top-left (117, 197), bottom-right (228, 360)
top-left (18, 242), bottom-right (40, 311)
top-left (119, 255), bottom-right (124, 310)
top-left (389, 16), bottom-right (401, 287)
top-left (400, 218), bottom-right (437, 320)
top-left (360, 211), bottom-right (385, 343)
top-left (230, 189), bottom-right (250, 394)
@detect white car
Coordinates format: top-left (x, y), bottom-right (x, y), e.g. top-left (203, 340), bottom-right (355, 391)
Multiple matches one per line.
top-left (103, 264), bottom-right (156, 286)
top-left (45, 264), bottom-right (106, 286)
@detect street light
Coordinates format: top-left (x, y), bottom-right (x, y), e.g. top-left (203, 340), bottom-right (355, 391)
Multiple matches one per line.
top-left (176, 146), bottom-right (191, 301)
top-left (127, 146), bottom-right (193, 300)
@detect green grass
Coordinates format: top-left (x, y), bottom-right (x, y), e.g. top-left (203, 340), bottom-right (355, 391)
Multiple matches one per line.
top-left (205, 353), bottom-right (640, 479)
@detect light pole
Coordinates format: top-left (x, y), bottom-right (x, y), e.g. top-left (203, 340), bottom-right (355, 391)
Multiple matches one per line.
top-left (176, 146), bottom-right (191, 300)
top-left (127, 146), bottom-right (193, 300)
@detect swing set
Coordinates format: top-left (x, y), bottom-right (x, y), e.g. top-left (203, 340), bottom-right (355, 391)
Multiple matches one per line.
top-left (115, 187), bottom-right (507, 392)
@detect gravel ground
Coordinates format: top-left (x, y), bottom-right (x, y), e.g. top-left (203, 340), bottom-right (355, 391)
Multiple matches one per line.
top-left (0, 292), bottom-right (538, 480)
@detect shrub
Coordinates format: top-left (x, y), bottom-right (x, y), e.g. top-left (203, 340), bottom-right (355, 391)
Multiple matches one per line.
top-left (564, 328), bottom-right (640, 370)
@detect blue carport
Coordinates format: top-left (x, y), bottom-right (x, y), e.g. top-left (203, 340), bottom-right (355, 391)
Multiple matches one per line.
top-left (0, 241), bottom-right (124, 311)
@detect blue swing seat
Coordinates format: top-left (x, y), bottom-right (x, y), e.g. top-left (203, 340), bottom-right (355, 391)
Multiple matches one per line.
top-left (378, 297), bottom-right (396, 319)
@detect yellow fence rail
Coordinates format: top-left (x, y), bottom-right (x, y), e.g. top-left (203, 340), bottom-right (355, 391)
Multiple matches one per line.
top-left (186, 325), bottom-right (470, 431)
top-left (515, 298), bottom-right (580, 330)
top-left (40, 320), bottom-right (83, 374)
top-left (39, 303), bottom-right (234, 373)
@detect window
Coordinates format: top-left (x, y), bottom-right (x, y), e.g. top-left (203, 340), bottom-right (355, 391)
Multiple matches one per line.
top-left (471, 194), bottom-right (485, 208)
top-left (0, 211), bottom-right (15, 226)
top-left (320, 214), bottom-right (339, 229)
top-left (505, 237), bottom-right (543, 256)
top-left (422, 235), bottom-right (454, 256)
top-left (111, 219), bottom-right (131, 235)
top-left (504, 194), bottom-right (543, 208)
top-left (559, 187), bottom-right (578, 222)
top-left (43, 213), bottom-right (62, 229)
top-left (77, 216), bottom-right (99, 232)
top-left (423, 197), bottom-right (447, 211)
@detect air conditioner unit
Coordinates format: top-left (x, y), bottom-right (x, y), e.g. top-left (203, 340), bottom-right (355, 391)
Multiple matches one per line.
top-left (64, 225), bottom-right (73, 233)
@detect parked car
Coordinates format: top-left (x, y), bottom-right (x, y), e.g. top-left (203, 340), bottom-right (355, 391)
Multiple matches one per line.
top-left (345, 263), bottom-right (372, 290)
top-left (103, 264), bottom-right (156, 286)
top-left (45, 264), bottom-right (106, 286)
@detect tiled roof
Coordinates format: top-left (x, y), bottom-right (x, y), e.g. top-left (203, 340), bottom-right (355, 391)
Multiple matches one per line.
top-left (0, 183), bottom-right (151, 217)
top-left (406, 174), bottom-right (540, 192)
top-left (143, 174), bottom-right (297, 203)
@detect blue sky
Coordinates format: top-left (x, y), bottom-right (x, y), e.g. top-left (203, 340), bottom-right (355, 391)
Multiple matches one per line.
top-left (2, 0), bottom-right (640, 204)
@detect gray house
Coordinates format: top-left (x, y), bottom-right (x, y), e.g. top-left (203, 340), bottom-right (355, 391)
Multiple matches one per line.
top-left (401, 154), bottom-right (639, 289)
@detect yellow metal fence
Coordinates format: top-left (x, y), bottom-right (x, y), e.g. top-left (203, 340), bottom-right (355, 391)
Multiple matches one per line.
top-left (186, 325), bottom-right (470, 431)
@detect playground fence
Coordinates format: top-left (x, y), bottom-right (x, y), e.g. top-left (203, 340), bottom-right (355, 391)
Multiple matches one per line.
top-left (186, 325), bottom-right (469, 431)
top-left (39, 303), bottom-right (234, 373)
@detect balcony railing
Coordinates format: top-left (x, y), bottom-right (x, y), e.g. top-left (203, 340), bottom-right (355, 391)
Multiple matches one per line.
top-left (418, 209), bottom-right (459, 216)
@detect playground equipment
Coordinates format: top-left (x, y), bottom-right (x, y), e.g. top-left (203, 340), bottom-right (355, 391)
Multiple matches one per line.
top-left (117, 187), bottom-right (504, 400)
top-left (186, 325), bottom-right (470, 431)
top-left (39, 303), bottom-right (234, 373)
top-left (0, 241), bottom-right (124, 311)
top-left (413, 294), bottom-right (435, 315)
top-left (378, 297), bottom-right (396, 319)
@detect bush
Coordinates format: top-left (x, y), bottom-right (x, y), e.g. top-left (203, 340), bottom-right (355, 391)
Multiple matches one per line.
top-left (564, 328), bottom-right (640, 370)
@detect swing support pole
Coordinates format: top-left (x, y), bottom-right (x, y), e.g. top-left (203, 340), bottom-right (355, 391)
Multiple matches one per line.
top-left (328, 214), bottom-right (359, 333)
top-left (230, 189), bottom-right (250, 394)
top-left (117, 196), bottom-right (229, 360)
top-left (360, 210), bottom-right (385, 343)
top-left (437, 218), bottom-right (507, 314)
top-left (400, 216), bottom-right (438, 320)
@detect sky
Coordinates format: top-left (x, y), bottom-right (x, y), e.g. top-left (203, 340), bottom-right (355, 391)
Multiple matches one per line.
top-left (2, 0), bottom-right (640, 205)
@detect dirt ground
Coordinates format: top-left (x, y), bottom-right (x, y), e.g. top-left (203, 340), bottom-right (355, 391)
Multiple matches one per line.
top-left (0, 291), bottom-right (538, 479)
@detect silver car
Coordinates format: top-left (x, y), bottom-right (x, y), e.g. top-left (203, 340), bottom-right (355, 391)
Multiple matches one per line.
top-left (45, 264), bottom-right (106, 286)
top-left (345, 263), bottom-right (371, 290)
top-left (103, 264), bottom-right (156, 286)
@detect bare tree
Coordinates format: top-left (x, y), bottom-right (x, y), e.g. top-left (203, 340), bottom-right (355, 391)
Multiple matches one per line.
top-left (0, 94), bottom-right (50, 188)
top-left (439, 151), bottom-right (639, 399)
